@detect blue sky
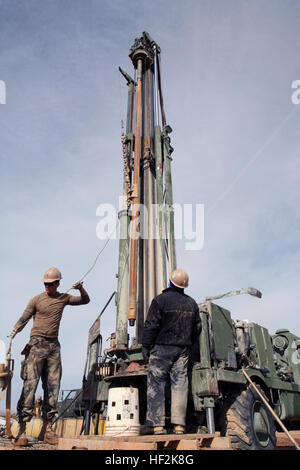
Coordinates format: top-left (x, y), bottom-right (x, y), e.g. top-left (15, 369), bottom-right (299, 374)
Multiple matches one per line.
top-left (1, 0), bottom-right (300, 409)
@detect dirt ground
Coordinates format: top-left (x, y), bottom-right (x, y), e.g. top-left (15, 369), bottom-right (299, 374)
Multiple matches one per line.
top-left (0, 436), bottom-right (57, 451)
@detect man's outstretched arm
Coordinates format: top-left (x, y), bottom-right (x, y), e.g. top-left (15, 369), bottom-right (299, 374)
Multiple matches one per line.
top-left (68, 281), bottom-right (90, 305)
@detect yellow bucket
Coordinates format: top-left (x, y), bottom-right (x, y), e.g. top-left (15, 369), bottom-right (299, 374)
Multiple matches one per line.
top-left (11, 415), bottom-right (106, 439)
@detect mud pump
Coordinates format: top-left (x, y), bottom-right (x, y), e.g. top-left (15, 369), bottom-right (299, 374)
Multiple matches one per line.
top-left (70, 32), bottom-right (300, 450)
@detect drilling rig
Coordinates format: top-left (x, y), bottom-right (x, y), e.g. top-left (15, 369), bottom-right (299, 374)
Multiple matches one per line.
top-left (78, 30), bottom-right (176, 435)
top-left (66, 32), bottom-right (300, 450)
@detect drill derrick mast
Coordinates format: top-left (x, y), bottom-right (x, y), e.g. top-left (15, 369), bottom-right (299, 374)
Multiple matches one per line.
top-left (115, 32), bottom-right (176, 348)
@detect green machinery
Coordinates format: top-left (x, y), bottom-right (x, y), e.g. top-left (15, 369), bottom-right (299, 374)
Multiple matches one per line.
top-left (70, 33), bottom-right (300, 450)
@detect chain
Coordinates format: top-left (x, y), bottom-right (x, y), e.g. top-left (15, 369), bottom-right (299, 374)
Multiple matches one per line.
top-left (121, 133), bottom-right (131, 210)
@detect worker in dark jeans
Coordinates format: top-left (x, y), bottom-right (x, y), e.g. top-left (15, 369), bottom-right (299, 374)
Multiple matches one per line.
top-left (142, 269), bottom-right (201, 435)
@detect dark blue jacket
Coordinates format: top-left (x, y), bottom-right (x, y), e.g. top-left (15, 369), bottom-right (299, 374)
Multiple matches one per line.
top-left (142, 287), bottom-right (201, 347)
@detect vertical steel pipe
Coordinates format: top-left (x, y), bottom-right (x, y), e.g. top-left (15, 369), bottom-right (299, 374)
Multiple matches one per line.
top-left (116, 74), bottom-right (134, 347)
top-left (154, 124), bottom-right (167, 292)
top-left (156, 53), bottom-right (176, 273)
top-left (128, 58), bottom-right (143, 326)
top-left (154, 50), bottom-right (167, 292)
top-left (143, 66), bottom-right (157, 315)
top-left (84, 409), bottom-right (91, 435)
top-left (206, 407), bottom-right (216, 434)
top-left (116, 211), bottom-right (130, 346)
top-left (154, 47), bottom-right (160, 127)
top-left (163, 131), bottom-right (177, 273)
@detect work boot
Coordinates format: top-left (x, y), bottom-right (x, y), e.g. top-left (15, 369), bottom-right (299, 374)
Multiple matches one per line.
top-left (13, 422), bottom-right (28, 447)
top-left (142, 426), bottom-right (154, 435)
top-left (43, 422), bottom-right (59, 445)
top-left (197, 425), bottom-right (208, 434)
top-left (173, 424), bottom-right (185, 434)
top-left (153, 426), bottom-right (167, 435)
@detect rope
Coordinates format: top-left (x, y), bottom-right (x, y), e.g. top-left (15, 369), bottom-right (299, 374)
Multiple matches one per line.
top-left (65, 221), bottom-right (120, 294)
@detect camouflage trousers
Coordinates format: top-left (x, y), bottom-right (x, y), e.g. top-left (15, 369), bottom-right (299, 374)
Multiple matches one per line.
top-left (17, 336), bottom-right (62, 423)
top-left (146, 345), bottom-right (189, 427)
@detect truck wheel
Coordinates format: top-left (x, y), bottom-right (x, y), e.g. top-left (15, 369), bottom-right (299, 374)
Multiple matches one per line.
top-left (224, 385), bottom-right (276, 450)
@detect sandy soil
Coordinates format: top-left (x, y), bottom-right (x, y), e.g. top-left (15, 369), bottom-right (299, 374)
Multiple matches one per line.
top-left (0, 436), bottom-right (57, 451)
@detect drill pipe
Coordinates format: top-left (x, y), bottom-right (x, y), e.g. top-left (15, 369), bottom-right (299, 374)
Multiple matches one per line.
top-left (163, 131), bottom-right (177, 273)
top-left (128, 58), bottom-right (143, 326)
top-left (156, 53), bottom-right (177, 272)
top-left (116, 71), bottom-right (135, 346)
top-left (154, 49), bottom-right (167, 292)
top-left (143, 66), bottom-right (157, 317)
top-left (154, 124), bottom-right (167, 292)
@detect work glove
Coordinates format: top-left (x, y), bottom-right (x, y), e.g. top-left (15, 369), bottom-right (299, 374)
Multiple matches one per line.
top-left (9, 327), bottom-right (18, 339)
top-left (142, 346), bottom-right (152, 363)
top-left (72, 281), bottom-right (83, 290)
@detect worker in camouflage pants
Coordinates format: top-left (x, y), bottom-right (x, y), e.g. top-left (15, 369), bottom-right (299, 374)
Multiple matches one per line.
top-left (10, 267), bottom-right (90, 446)
top-left (142, 269), bottom-right (201, 435)
top-left (17, 336), bottom-right (62, 424)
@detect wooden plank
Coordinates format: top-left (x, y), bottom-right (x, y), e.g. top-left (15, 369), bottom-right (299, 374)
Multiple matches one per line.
top-left (276, 431), bottom-right (300, 448)
top-left (60, 431), bottom-right (300, 451)
top-left (58, 437), bottom-right (157, 450)
top-left (79, 432), bottom-right (219, 442)
top-left (98, 441), bottom-right (157, 450)
top-left (58, 432), bottom-right (228, 451)
top-left (175, 440), bottom-right (199, 450)
top-left (55, 432), bottom-right (300, 451)
top-left (204, 436), bottom-right (231, 450)
top-left (58, 438), bottom-right (90, 450)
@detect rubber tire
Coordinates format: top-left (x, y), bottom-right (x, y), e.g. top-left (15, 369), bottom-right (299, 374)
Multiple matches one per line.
top-left (224, 385), bottom-right (276, 450)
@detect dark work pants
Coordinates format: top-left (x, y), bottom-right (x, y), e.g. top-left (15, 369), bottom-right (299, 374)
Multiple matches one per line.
top-left (146, 344), bottom-right (189, 427)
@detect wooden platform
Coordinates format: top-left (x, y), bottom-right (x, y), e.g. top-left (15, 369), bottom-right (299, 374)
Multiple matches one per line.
top-left (58, 432), bottom-right (229, 450)
top-left (57, 431), bottom-right (300, 451)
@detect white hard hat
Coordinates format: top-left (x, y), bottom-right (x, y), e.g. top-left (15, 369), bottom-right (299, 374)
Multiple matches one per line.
top-left (170, 269), bottom-right (189, 288)
top-left (42, 267), bottom-right (62, 283)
